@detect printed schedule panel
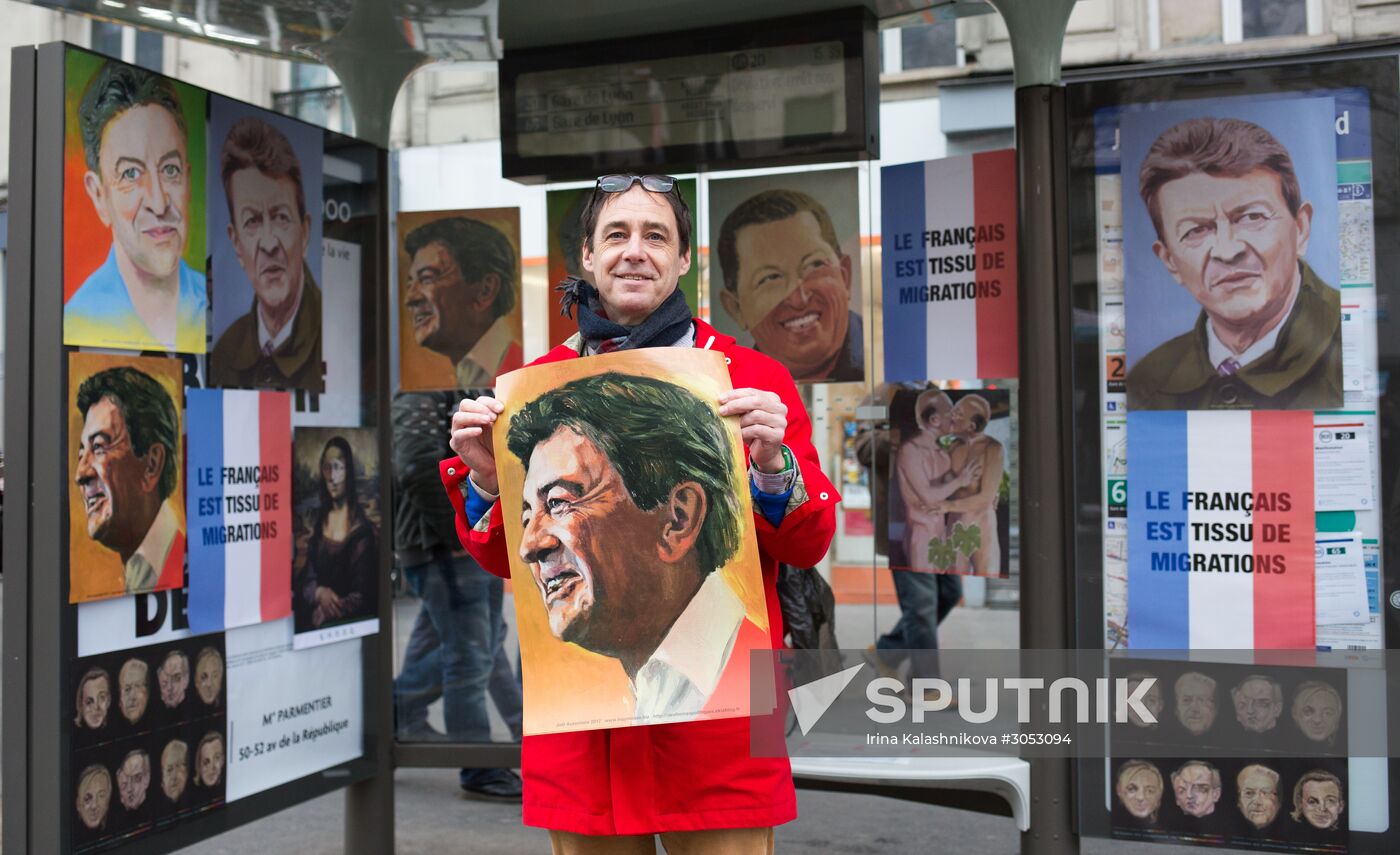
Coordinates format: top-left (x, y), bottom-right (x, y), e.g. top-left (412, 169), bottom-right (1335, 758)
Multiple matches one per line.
top-left (3, 43), bottom-right (390, 855)
top-left (1065, 51), bottom-right (1400, 854)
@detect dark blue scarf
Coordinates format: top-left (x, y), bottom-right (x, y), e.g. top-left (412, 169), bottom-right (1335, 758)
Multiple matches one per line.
top-left (557, 276), bottom-right (693, 352)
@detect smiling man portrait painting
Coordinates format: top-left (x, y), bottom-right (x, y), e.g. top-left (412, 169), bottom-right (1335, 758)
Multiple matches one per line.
top-left (69, 355), bottom-right (185, 603)
top-left (503, 367), bottom-right (758, 724)
top-left (65, 58), bottom-right (206, 353)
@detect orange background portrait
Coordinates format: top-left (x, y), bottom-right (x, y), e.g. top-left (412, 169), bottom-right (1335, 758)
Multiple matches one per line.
top-left (396, 208), bottom-right (524, 391)
top-left (68, 352), bottom-right (186, 603)
top-left (63, 48), bottom-right (208, 305)
top-left (494, 349), bottom-right (767, 735)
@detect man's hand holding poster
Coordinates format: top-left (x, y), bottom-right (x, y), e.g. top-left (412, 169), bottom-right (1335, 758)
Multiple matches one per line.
top-left (493, 349), bottom-right (769, 734)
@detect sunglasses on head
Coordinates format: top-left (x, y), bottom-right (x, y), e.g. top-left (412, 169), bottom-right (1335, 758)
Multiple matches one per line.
top-left (595, 174), bottom-right (678, 193)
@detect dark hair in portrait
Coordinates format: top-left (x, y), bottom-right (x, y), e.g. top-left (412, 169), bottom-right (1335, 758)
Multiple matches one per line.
top-left (404, 216), bottom-right (518, 319)
top-left (79, 62), bottom-right (186, 172)
top-left (559, 192), bottom-right (590, 277)
top-left (506, 372), bottom-right (743, 576)
top-left (1138, 117), bottom-right (1303, 241)
top-left (311, 436), bottom-right (365, 538)
top-left (717, 188), bottom-right (843, 293)
top-left (76, 366), bottom-right (180, 501)
top-left (579, 181), bottom-right (693, 256)
top-left (219, 116), bottom-right (307, 219)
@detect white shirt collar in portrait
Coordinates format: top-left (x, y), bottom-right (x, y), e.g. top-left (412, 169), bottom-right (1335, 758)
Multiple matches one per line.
top-left (631, 570), bottom-right (746, 723)
top-left (1205, 277), bottom-right (1301, 372)
top-left (256, 277), bottom-right (306, 355)
top-left (124, 500), bottom-right (182, 593)
top-left (454, 315), bottom-right (515, 389)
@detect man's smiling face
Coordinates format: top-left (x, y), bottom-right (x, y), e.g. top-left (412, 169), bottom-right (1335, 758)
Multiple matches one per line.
top-left (85, 104), bottom-right (190, 281)
top-left (722, 211), bottom-right (852, 378)
top-left (581, 185), bottom-right (691, 326)
top-left (74, 396), bottom-right (154, 550)
top-left (518, 426), bottom-right (666, 652)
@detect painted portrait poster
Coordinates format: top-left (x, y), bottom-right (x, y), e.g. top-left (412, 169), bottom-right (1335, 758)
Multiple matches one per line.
top-left (290, 426), bottom-right (381, 648)
top-left (1120, 94), bottom-right (1342, 411)
top-left (886, 386), bottom-right (1011, 578)
top-left (707, 168), bottom-right (864, 384)
top-left (63, 48), bottom-right (208, 354)
top-left (545, 180), bottom-right (700, 347)
top-left (493, 349), bottom-right (768, 734)
top-left (70, 636), bottom-right (227, 853)
top-left (69, 352), bottom-right (187, 604)
top-left (397, 208), bottom-right (524, 391)
top-left (207, 95), bottom-right (325, 393)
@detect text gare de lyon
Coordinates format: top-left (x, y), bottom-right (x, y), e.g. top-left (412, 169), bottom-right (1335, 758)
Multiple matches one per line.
top-left (891, 224), bottom-right (1010, 304)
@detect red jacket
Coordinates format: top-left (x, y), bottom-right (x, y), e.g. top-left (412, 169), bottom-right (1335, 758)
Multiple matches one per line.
top-left (438, 318), bottom-right (839, 835)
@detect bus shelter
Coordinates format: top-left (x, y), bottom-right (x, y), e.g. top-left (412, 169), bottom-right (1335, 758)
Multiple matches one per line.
top-left (6, 1), bottom-right (1399, 853)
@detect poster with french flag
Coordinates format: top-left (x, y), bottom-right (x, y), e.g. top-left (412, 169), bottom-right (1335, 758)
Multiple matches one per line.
top-left (186, 389), bottom-right (293, 633)
top-left (881, 149), bottom-right (1018, 381)
top-left (1126, 410), bottom-right (1315, 649)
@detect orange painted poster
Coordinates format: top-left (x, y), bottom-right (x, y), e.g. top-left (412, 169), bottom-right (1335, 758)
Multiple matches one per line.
top-left (397, 208), bottom-right (524, 391)
top-left (69, 352), bottom-right (187, 603)
top-left (493, 349), bottom-right (768, 734)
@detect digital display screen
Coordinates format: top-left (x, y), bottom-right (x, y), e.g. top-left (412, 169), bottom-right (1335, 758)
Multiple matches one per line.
top-left (500, 9), bottom-right (876, 181)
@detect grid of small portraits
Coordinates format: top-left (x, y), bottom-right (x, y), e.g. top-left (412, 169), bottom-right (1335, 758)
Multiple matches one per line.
top-left (1110, 659), bottom-right (1349, 852)
top-left (1111, 757), bottom-right (1348, 853)
top-left (71, 638), bottom-right (226, 853)
top-left (1111, 660), bottom-right (1347, 757)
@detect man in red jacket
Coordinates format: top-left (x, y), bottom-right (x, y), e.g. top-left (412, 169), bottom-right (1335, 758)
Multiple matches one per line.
top-left (441, 174), bottom-right (838, 853)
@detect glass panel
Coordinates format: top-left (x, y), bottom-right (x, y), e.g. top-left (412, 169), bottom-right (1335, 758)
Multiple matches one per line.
top-left (134, 29), bottom-right (162, 72)
top-left (91, 21), bottom-right (122, 61)
top-left (1066, 54), bottom-right (1399, 850)
top-left (1241, 0), bottom-right (1308, 39)
top-left (899, 21), bottom-right (957, 71)
top-left (1159, 0), bottom-right (1223, 47)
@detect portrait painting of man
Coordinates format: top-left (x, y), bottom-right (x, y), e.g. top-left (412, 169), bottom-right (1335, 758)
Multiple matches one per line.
top-left (63, 50), bottom-right (207, 354)
top-left (1173, 671), bottom-right (1218, 737)
top-left (493, 349), bottom-right (767, 733)
top-left (1120, 96), bottom-right (1343, 410)
top-left (208, 96), bottom-right (324, 392)
top-left (68, 353), bottom-right (186, 604)
top-left (1171, 761), bottom-right (1223, 824)
top-left (709, 169), bottom-right (864, 383)
top-left (1231, 674), bottom-right (1283, 736)
top-left (397, 209), bottom-right (524, 390)
top-left (1236, 763), bottom-right (1283, 832)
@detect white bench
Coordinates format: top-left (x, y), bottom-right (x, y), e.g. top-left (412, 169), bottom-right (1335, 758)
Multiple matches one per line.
top-left (790, 754), bottom-right (1031, 830)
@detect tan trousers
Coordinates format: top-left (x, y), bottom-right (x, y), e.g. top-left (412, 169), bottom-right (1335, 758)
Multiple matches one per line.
top-left (549, 828), bottom-right (775, 855)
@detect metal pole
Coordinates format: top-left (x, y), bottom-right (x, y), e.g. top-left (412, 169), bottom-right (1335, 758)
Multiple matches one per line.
top-left (1014, 82), bottom-right (1078, 855)
top-left (981, 2), bottom-right (1079, 852)
top-left (345, 143), bottom-right (398, 855)
top-left (2, 43), bottom-right (38, 855)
